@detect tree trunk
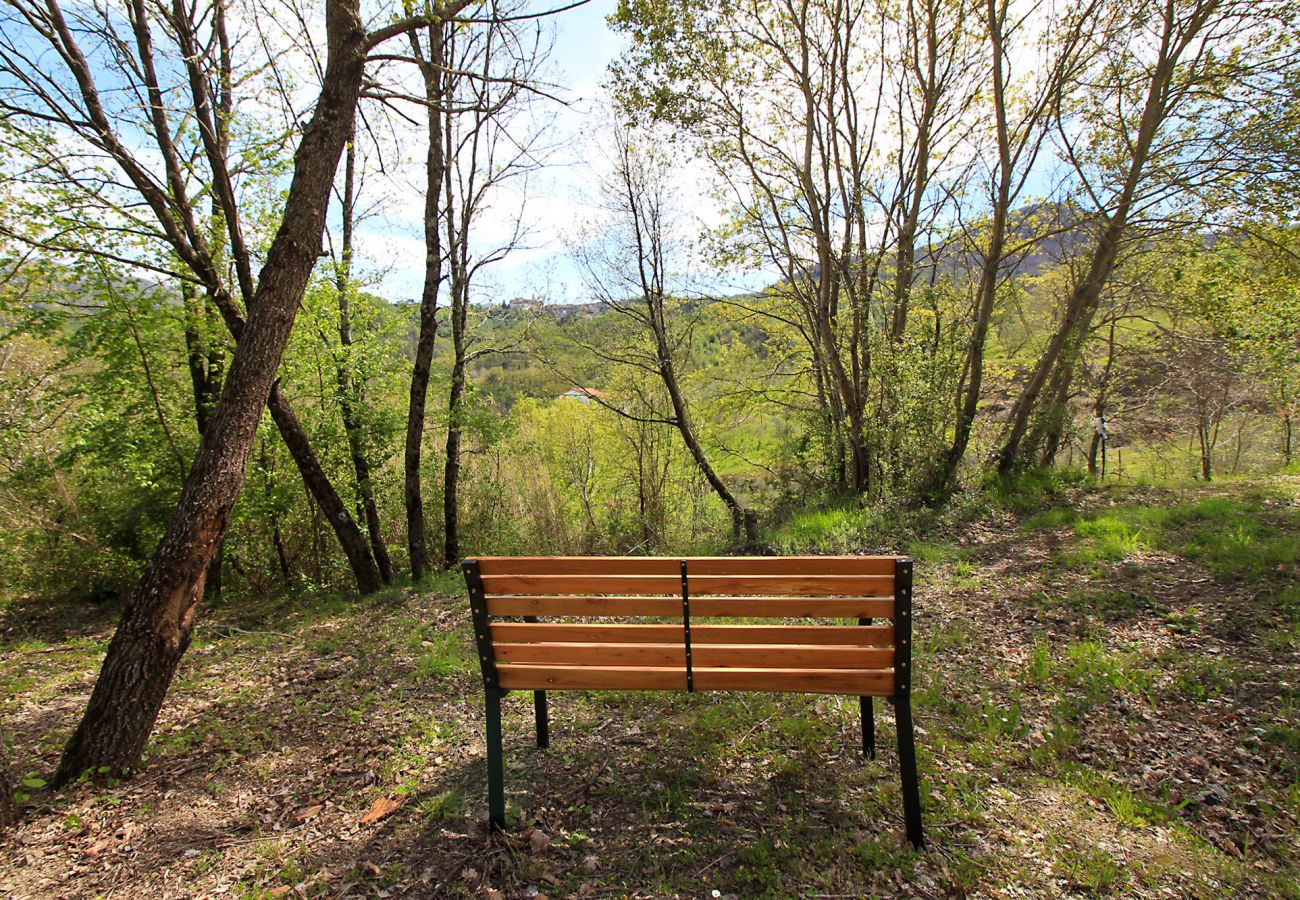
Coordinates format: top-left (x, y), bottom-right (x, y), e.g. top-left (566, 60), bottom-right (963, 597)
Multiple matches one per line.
top-left (267, 384), bottom-right (382, 593)
top-left (53, 0), bottom-right (369, 785)
top-left (655, 328), bottom-right (744, 538)
top-left (405, 22), bottom-right (446, 581)
top-left (994, 5), bottom-right (1184, 475)
top-left (442, 301), bottom-right (466, 567)
top-left (192, 260), bottom-right (383, 594)
top-left (182, 284), bottom-right (228, 599)
top-left (1033, 361), bottom-right (1076, 468)
top-left (921, 0), bottom-right (1013, 503)
top-left (333, 140), bottom-right (394, 583)
top-left (1198, 410), bottom-right (1213, 481)
top-left (0, 731), bottom-right (15, 828)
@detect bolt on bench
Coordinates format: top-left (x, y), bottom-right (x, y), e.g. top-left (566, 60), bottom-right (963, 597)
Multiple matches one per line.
top-left (461, 555), bottom-right (923, 849)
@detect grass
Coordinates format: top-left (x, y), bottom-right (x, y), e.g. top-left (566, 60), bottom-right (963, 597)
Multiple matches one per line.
top-left (1, 478), bottom-right (1298, 897)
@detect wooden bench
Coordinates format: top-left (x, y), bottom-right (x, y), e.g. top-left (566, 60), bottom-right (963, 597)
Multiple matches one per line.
top-left (460, 555), bottom-right (923, 848)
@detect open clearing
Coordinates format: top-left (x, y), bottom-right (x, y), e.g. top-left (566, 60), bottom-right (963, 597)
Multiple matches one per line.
top-left (2, 480), bottom-right (1297, 898)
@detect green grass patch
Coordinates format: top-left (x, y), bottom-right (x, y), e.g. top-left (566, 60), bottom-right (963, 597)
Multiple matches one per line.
top-left (1064, 768), bottom-right (1179, 828)
top-left (1043, 488), bottom-right (1299, 581)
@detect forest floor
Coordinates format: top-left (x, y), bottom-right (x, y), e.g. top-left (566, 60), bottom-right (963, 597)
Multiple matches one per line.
top-left (1, 478), bottom-right (1298, 899)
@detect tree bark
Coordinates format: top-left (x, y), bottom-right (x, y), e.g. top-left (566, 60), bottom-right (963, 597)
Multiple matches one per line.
top-left (1086, 320), bottom-right (1117, 475)
top-left (182, 283), bottom-right (227, 598)
top-left (405, 22), bottom-right (446, 581)
top-left (922, 0), bottom-right (1013, 502)
top-left (994, 0), bottom-right (1197, 475)
top-left (333, 140), bottom-right (394, 583)
top-left (0, 731), bottom-right (15, 828)
top-left (267, 383), bottom-right (382, 592)
top-left (53, 0), bottom-right (370, 785)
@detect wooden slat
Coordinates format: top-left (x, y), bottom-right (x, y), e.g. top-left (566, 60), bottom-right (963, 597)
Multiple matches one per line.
top-left (689, 575), bottom-right (894, 596)
top-left (694, 645), bottom-right (894, 669)
top-left (689, 557), bottom-right (897, 576)
top-left (693, 667), bottom-right (895, 695)
top-left (492, 642), bottom-right (894, 669)
top-left (496, 664), bottom-right (686, 691)
top-left (472, 556), bottom-right (899, 576)
top-left (486, 595), bottom-right (680, 617)
top-left (486, 595), bottom-right (895, 618)
top-left (481, 573), bottom-right (893, 597)
top-left (695, 624), bottom-right (894, 645)
top-left (691, 597), bottom-right (895, 618)
top-left (495, 642), bottom-right (683, 666)
top-left (489, 623), bottom-right (895, 646)
top-left (490, 622), bottom-right (685, 643)
top-left (482, 574), bottom-right (681, 595)
top-left (475, 557), bottom-right (681, 576)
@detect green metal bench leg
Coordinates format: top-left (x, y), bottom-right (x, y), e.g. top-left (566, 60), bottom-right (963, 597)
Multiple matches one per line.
top-left (485, 687), bottom-right (505, 830)
top-left (860, 696), bottom-right (876, 759)
top-left (534, 690), bottom-right (549, 749)
top-left (895, 695), bottom-right (924, 849)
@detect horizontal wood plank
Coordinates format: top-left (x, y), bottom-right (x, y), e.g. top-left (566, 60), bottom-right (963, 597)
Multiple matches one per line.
top-left (489, 623), bottom-right (895, 645)
top-left (493, 642), bottom-right (894, 669)
top-left (693, 667), bottom-right (895, 695)
top-left (690, 575), bottom-right (894, 596)
top-left (498, 665), bottom-right (894, 694)
top-left (481, 573), bottom-right (893, 597)
top-left (472, 556), bottom-right (900, 576)
top-left (475, 557), bottom-right (681, 576)
top-left (690, 597), bottom-right (895, 618)
top-left (486, 596), bottom-right (895, 618)
top-left (482, 574), bottom-right (681, 595)
top-left (486, 595), bottom-right (681, 617)
top-left (689, 557), bottom-right (898, 576)
top-left (495, 642), bottom-right (682, 666)
top-left (496, 664), bottom-right (686, 691)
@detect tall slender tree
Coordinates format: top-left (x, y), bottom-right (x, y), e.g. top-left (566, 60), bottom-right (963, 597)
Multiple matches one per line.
top-left (572, 124), bottom-right (744, 535)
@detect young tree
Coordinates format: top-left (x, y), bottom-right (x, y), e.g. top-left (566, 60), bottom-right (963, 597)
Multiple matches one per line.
top-left (438, 2), bottom-right (551, 565)
top-left (404, 19), bottom-right (449, 581)
top-left (329, 139), bottom-right (396, 583)
top-left (572, 124), bottom-right (744, 535)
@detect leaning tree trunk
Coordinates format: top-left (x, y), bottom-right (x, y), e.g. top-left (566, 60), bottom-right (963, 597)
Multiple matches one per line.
top-left (182, 283), bottom-right (228, 599)
top-left (652, 322), bottom-right (743, 538)
top-left (53, 0), bottom-right (369, 785)
top-left (994, 14), bottom-right (1180, 476)
top-left (197, 274), bottom-right (383, 594)
top-left (267, 383), bottom-right (382, 592)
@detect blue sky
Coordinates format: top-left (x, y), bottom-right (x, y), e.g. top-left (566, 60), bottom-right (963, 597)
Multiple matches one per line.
top-left (355, 0), bottom-right (630, 307)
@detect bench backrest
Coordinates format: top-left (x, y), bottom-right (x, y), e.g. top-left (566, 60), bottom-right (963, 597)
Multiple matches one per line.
top-left (463, 556), bottom-right (913, 698)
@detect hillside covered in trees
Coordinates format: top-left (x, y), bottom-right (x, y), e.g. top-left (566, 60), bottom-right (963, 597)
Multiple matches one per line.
top-left (0, 0), bottom-right (1298, 894)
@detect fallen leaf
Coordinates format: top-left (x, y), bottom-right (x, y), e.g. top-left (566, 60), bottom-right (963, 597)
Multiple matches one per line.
top-left (294, 804), bottom-right (324, 824)
top-left (359, 796), bottom-right (402, 826)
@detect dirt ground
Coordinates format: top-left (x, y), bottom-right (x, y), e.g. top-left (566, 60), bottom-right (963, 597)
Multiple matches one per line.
top-left (2, 480), bottom-right (1297, 898)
